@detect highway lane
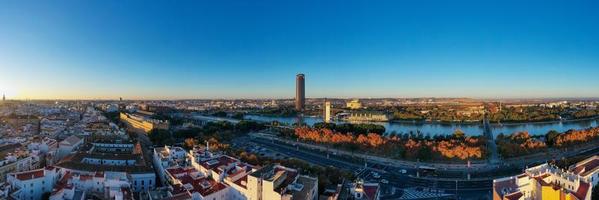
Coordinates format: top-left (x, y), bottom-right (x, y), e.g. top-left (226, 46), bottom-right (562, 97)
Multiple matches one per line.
top-left (249, 137), bottom-right (494, 198)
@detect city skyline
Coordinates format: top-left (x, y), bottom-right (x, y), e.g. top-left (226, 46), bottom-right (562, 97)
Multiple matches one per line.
top-left (2, 1), bottom-right (599, 100)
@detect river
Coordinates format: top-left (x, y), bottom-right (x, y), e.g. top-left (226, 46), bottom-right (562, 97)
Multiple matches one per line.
top-left (244, 114), bottom-right (599, 137)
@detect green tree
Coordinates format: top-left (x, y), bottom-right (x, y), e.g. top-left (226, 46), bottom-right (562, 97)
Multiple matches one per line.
top-left (545, 130), bottom-right (561, 146)
top-left (417, 145), bottom-right (433, 161)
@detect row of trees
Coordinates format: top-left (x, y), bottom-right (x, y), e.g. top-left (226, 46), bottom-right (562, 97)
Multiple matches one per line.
top-left (313, 122), bottom-right (386, 135)
top-left (293, 127), bottom-right (486, 161)
top-left (551, 127), bottom-right (599, 147)
top-left (390, 105), bottom-right (598, 123)
top-left (496, 126), bottom-right (599, 158)
top-left (148, 120), bottom-right (266, 148)
top-left (496, 132), bottom-right (547, 158)
top-left (488, 107), bottom-right (561, 123)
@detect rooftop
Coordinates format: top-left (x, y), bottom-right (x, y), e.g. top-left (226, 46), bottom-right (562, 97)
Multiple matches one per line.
top-left (13, 169), bottom-right (45, 181)
top-left (291, 176), bottom-right (317, 200)
top-left (60, 135), bottom-right (82, 146)
top-left (571, 156), bottom-right (599, 177)
top-left (166, 166), bottom-right (228, 198)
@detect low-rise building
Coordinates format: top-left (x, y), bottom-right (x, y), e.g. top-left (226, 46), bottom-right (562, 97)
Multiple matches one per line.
top-left (120, 112), bottom-right (169, 133)
top-left (153, 146), bottom-right (190, 185)
top-left (0, 144), bottom-right (34, 183)
top-left (6, 166), bottom-right (60, 200)
top-left (247, 164), bottom-right (318, 200)
top-left (154, 146), bottom-right (318, 200)
top-left (345, 111), bottom-right (389, 122)
top-left (56, 135), bottom-right (83, 162)
top-left (493, 156), bottom-right (599, 200)
top-left (349, 180), bottom-right (380, 200)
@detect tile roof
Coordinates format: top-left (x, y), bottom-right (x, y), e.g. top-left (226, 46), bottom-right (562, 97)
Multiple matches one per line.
top-left (504, 191), bottom-right (523, 200)
top-left (167, 167), bottom-right (228, 198)
top-left (574, 181), bottom-right (590, 200)
top-left (572, 158), bottom-right (599, 176)
top-left (14, 169), bottom-right (45, 181)
top-left (362, 184), bottom-right (379, 200)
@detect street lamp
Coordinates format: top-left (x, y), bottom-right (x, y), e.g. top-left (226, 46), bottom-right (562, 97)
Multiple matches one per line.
top-left (455, 180), bottom-right (458, 198)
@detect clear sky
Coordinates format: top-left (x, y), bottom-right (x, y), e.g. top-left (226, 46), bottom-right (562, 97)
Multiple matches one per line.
top-left (1, 0), bottom-right (599, 100)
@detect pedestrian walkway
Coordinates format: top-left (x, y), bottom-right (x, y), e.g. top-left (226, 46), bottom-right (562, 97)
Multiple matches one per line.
top-left (399, 188), bottom-right (453, 199)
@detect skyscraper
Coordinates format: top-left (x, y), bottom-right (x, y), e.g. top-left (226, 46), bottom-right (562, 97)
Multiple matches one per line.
top-left (323, 99), bottom-right (331, 123)
top-left (295, 74), bottom-right (305, 111)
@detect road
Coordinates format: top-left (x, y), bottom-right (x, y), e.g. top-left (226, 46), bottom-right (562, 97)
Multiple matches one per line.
top-left (248, 136), bottom-right (493, 199)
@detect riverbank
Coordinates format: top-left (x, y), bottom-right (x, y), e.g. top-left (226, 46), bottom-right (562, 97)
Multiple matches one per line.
top-left (248, 112), bottom-right (599, 126)
top-left (390, 115), bottom-right (599, 126)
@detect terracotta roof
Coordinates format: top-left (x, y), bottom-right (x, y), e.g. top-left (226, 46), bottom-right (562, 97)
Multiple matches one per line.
top-left (199, 155), bottom-right (238, 173)
top-left (164, 192), bottom-right (192, 200)
top-left (493, 176), bottom-right (521, 199)
top-left (363, 184), bottom-right (379, 200)
top-left (166, 166), bottom-right (228, 198)
top-left (572, 158), bottom-right (599, 176)
top-left (14, 169), bottom-right (45, 181)
top-left (574, 181), bottom-right (590, 200)
top-left (504, 192), bottom-right (523, 200)
top-left (233, 175), bottom-right (248, 189)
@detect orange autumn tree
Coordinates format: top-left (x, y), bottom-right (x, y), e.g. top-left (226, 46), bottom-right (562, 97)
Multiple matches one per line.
top-left (294, 127), bottom-right (485, 160)
top-left (553, 127), bottom-right (599, 147)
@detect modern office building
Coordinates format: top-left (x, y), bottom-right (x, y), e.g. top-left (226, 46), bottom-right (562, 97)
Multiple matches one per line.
top-left (296, 74), bottom-right (305, 111)
top-left (323, 100), bottom-right (331, 123)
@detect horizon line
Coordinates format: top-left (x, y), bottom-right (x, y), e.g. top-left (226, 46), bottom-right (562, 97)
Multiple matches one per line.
top-left (4, 96), bottom-right (599, 101)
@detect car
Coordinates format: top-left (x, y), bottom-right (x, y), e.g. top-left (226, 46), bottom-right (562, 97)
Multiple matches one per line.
top-left (380, 179), bottom-right (389, 184)
top-left (399, 169), bottom-right (407, 174)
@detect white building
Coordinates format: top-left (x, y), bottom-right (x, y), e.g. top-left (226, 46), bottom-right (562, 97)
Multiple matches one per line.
top-left (493, 156), bottom-right (599, 200)
top-left (247, 164), bottom-right (319, 200)
top-left (6, 166), bottom-right (60, 200)
top-left (153, 146), bottom-right (190, 186)
top-left (323, 101), bottom-right (331, 123)
top-left (155, 146), bottom-right (318, 200)
top-left (49, 170), bottom-right (133, 200)
top-left (349, 180), bottom-right (380, 200)
top-left (569, 155), bottom-right (599, 186)
top-left (56, 136), bottom-right (83, 161)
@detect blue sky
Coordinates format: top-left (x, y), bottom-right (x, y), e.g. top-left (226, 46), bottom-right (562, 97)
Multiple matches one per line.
top-left (1, 0), bottom-right (598, 99)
